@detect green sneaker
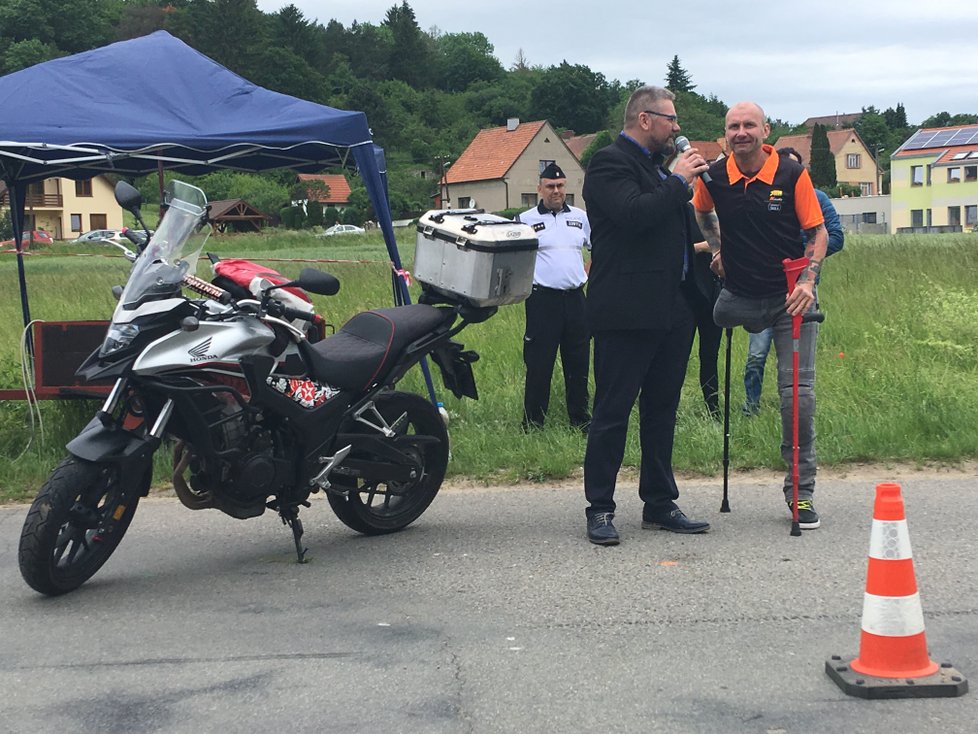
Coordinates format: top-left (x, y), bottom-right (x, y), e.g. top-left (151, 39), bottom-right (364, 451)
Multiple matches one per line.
top-left (787, 499), bottom-right (821, 529)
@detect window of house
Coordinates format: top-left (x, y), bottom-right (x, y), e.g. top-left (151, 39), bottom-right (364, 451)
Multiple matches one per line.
top-left (859, 182), bottom-right (872, 196)
top-left (565, 193), bottom-right (575, 206)
top-left (521, 193), bottom-right (537, 208)
top-left (966, 205), bottom-right (977, 226)
top-left (862, 212), bottom-right (877, 224)
top-left (90, 213), bottom-right (107, 229)
top-left (948, 206), bottom-right (961, 226)
top-left (948, 167), bottom-right (962, 183)
top-left (926, 165), bottom-right (932, 185)
top-left (911, 209), bottom-right (923, 227)
top-left (458, 196), bottom-right (472, 209)
top-left (75, 179), bottom-right (93, 197)
top-left (926, 209), bottom-right (932, 226)
top-left (70, 214), bottom-right (82, 232)
top-left (538, 160), bottom-right (555, 175)
top-left (965, 166), bottom-right (977, 182)
top-left (847, 153), bottom-right (861, 168)
top-left (911, 166), bottom-right (923, 185)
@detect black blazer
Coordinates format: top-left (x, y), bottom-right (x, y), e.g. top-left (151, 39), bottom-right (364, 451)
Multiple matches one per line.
top-left (582, 136), bottom-right (700, 332)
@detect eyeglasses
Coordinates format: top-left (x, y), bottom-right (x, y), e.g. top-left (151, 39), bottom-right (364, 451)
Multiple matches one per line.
top-left (643, 109), bottom-right (678, 123)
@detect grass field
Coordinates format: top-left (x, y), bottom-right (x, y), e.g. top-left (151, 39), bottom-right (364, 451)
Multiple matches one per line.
top-left (1, 229), bottom-right (977, 501)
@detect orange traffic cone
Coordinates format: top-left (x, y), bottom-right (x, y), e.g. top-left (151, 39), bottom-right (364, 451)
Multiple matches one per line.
top-left (826, 483), bottom-right (968, 698)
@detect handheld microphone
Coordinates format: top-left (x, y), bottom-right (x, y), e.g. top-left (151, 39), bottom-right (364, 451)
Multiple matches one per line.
top-left (674, 136), bottom-right (712, 184)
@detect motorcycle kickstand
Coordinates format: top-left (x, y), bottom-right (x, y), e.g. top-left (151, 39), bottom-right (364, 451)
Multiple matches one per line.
top-left (278, 502), bottom-right (310, 564)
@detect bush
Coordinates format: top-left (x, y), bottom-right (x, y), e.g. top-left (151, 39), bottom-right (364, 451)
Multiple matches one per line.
top-left (306, 200), bottom-right (324, 228)
top-left (493, 208), bottom-right (523, 220)
top-left (0, 209), bottom-right (12, 240)
top-left (279, 205), bottom-right (306, 229)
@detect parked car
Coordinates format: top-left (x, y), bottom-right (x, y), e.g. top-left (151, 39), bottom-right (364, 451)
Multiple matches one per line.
top-left (317, 223), bottom-right (365, 237)
top-left (72, 228), bottom-right (126, 246)
top-left (73, 228), bottom-right (153, 246)
top-left (1, 230), bottom-right (54, 248)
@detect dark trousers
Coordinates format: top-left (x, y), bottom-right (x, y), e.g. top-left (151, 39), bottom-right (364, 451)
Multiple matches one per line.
top-left (690, 289), bottom-right (723, 413)
top-left (523, 285), bottom-right (590, 427)
top-left (583, 286), bottom-right (696, 517)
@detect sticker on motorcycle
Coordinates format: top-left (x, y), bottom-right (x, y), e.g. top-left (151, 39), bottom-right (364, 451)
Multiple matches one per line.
top-left (266, 376), bottom-right (340, 408)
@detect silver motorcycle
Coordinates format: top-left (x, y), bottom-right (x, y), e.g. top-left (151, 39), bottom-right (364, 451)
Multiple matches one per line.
top-left (19, 180), bottom-right (490, 595)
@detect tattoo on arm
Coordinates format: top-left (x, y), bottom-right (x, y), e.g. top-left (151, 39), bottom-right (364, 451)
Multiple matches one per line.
top-left (696, 210), bottom-right (721, 253)
top-left (799, 224), bottom-right (826, 283)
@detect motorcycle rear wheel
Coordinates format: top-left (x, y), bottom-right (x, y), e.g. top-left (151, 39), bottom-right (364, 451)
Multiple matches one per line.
top-left (19, 457), bottom-right (145, 596)
top-left (327, 391), bottom-right (448, 535)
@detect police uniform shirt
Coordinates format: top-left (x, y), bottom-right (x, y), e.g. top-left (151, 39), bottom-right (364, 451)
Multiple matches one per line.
top-left (517, 202), bottom-right (591, 290)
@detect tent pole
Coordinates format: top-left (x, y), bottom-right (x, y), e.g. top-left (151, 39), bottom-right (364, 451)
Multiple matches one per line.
top-left (8, 182), bottom-right (34, 355)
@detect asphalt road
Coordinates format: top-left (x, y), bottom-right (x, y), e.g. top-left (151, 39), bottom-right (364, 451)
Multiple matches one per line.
top-left (1, 472), bottom-right (976, 733)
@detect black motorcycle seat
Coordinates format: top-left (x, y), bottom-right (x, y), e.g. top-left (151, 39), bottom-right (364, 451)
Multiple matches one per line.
top-left (307, 304), bottom-right (451, 391)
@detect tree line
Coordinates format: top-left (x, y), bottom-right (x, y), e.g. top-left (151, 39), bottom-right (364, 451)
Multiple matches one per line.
top-left (1, 0), bottom-right (975, 221)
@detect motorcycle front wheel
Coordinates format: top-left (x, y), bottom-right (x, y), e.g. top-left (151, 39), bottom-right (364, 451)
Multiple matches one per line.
top-left (327, 391), bottom-right (448, 535)
top-left (19, 457), bottom-right (146, 595)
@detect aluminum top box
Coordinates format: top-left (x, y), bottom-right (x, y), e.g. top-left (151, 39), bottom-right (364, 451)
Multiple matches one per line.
top-left (415, 210), bottom-right (538, 307)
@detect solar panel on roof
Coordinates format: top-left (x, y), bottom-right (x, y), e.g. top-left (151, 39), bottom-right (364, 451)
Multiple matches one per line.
top-left (948, 130), bottom-right (974, 146)
top-left (930, 131), bottom-right (956, 145)
top-left (901, 130), bottom-right (938, 150)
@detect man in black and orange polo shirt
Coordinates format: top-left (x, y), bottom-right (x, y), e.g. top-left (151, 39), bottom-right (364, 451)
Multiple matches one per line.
top-left (692, 101), bottom-right (828, 530)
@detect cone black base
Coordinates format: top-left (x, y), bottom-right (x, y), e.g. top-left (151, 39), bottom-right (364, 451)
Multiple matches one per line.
top-left (825, 656), bottom-right (968, 699)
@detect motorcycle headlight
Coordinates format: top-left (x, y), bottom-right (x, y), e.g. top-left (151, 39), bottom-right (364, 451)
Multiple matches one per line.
top-left (100, 323), bottom-right (140, 357)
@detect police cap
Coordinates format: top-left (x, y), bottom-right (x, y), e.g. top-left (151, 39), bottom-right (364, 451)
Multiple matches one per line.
top-left (539, 162), bottom-right (566, 180)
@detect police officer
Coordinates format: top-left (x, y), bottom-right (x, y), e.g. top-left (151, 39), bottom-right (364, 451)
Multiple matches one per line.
top-left (517, 162), bottom-right (591, 430)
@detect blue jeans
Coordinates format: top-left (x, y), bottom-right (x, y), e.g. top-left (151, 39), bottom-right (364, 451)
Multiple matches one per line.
top-left (714, 289), bottom-right (818, 500)
top-left (743, 328), bottom-right (774, 414)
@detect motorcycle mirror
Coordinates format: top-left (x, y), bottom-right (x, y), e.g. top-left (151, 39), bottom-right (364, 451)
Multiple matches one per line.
top-left (114, 181), bottom-right (143, 217)
top-left (293, 268), bottom-right (341, 296)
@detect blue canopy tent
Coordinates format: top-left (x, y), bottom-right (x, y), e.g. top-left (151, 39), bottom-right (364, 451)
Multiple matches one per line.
top-left (0, 31), bottom-right (433, 398)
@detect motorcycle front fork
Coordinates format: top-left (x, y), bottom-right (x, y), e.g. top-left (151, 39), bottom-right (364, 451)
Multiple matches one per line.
top-left (98, 377), bottom-right (173, 440)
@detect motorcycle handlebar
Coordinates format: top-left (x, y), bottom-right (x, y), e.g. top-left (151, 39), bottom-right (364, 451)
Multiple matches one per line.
top-left (123, 229), bottom-right (148, 247)
top-left (265, 299), bottom-right (320, 325)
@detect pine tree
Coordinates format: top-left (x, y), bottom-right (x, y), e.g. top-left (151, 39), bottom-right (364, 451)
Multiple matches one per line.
top-left (809, 123), bottom-right (837, 189)
top-left (665, 55), bottom-right (695, 93)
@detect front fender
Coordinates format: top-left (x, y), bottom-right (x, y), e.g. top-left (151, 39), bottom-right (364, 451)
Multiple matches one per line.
top-left (67, 416), bottom-right (158, 467)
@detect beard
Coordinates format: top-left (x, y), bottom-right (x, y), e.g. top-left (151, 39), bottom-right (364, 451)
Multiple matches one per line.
top-left (651, 136), bottom-right (677, 157)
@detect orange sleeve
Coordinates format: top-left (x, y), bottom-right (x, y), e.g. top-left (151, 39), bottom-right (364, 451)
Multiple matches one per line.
top-left (691, 177), bottom-right (714, 212)
top-left (794, 170), bottom-right (824, 229)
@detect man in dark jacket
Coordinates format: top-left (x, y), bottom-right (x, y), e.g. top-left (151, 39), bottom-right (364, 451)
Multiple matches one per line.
top-left (581, 84), bottom-right (712, 545)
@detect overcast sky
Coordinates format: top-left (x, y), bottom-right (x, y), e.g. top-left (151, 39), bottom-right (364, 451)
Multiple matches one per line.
top-left (256, 0), bottom-right (977, 128)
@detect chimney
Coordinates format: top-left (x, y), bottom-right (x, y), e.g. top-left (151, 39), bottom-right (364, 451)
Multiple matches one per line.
top-left (506, 117), bottom-right (520, 132)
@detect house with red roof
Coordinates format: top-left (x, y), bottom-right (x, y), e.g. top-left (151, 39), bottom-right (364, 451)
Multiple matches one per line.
top-left (562, 131), bottom-right (597, 161)
top-left (890, 124), bottom-right (978, 232)
top-left (296, 173), bottom-right (352, 208)
top-left (440, 119), bottom-right (585, 212)
top-left (774, 128), bottom-right (880, 196)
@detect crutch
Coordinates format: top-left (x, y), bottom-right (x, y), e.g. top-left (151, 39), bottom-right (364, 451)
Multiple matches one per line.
top-left (712, 263), bottom-right (733, 514)
top-left (781, 257), bottom-right (824, 537)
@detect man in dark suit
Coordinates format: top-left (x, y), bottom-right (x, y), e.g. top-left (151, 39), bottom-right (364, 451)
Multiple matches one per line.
top-left (581, 84), bottom-right (713, 545)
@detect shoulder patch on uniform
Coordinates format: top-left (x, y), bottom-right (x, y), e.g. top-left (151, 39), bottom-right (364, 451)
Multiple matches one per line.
top-left (532, 222), bottom-right (546, 232)
top-left (566, 219), bottom-right (584, 229)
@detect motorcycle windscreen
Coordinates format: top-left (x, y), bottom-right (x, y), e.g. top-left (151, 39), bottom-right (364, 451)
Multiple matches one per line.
top-left (114, 181), bottom-right (211, 314)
